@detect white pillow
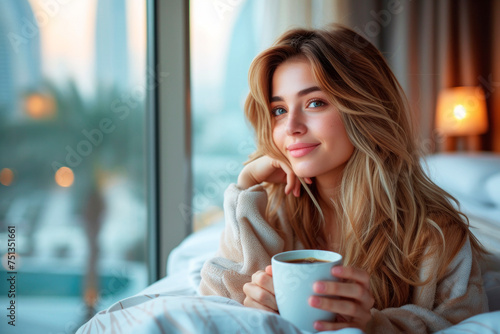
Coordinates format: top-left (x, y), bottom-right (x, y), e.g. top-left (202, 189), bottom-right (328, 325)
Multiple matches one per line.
top-left (485, 173), bottom-right (500, 207)
top-left (423, 153), bottom-right (500, 204)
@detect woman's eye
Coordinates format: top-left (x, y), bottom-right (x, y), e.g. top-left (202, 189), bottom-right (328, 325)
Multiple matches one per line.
top-left (308, 100), bottom-right (324, 108)
top-left (272, 107), bottom-right (287, 117)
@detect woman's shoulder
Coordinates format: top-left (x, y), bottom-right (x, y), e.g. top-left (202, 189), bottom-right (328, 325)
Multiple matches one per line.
top-left (422, 212), bottom-right (481, 277)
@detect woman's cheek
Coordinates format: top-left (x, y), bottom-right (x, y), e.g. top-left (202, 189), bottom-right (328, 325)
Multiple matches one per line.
top-left (272, 127), bottom-right (286, 153)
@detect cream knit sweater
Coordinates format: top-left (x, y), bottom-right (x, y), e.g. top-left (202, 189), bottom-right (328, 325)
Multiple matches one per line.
top-left (199, 184), bottom-right (489, 333)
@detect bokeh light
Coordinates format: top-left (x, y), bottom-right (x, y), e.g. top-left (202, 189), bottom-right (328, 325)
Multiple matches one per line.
top-left (24, 93), bottom-right (56, 119)
top-left (55, 167), bottom-right (75, 187)
top-left (0, 168), bottom-right (14, 186)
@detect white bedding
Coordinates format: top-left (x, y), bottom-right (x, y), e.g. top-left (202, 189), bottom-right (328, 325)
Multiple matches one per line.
top-left (77, 293), bottom-right (368, 334)
top-left (76, 278), bottom-right (500, 334)
top-left (77, 219), bottom-right (500, 334)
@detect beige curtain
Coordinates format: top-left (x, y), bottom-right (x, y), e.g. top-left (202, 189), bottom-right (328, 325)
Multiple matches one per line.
top-left (340, 0), bottom-right (499, 153)
top-left (251, 0), bottom-right (500, 153)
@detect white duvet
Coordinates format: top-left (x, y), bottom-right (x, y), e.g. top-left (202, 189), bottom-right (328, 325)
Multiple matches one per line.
top-left (77, 221), bottom-right (500, 334)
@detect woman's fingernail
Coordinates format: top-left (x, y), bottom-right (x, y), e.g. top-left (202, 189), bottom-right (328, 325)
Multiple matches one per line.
top-left (309, 296), bottom-right (320, 307)
top-left (314, 282), bottom-right (325, 293)
top-left (332, 266), bottom-right (342, 275)
top-left (314, 322), bottom-right (324, 331)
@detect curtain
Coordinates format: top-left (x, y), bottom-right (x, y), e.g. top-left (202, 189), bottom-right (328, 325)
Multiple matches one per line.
top-left (341, 0), bottom-right (498, 152)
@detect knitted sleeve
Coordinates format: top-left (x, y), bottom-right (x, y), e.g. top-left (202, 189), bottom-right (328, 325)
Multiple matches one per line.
top-left (198, 183), bottom-right (296, 303)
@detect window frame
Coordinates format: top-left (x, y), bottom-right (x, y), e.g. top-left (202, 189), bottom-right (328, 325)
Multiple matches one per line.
top-left (151, 0), bottom-right (192, 281)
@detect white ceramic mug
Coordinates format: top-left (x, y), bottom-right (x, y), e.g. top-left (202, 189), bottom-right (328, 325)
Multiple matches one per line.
top-left (271, 249), bottom-right (343, 332)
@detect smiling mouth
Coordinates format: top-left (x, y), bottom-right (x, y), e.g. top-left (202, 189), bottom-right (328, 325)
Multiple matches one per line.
top-left (287, 144), bottom-right (319, 158)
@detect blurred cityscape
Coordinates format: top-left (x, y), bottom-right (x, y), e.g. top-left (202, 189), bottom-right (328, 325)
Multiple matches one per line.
top-left (0, 1), bottom-right (148, 332)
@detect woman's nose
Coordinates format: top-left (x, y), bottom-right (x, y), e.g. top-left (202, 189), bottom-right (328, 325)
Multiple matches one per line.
top-left (285, 108), bottom-right (307, 135)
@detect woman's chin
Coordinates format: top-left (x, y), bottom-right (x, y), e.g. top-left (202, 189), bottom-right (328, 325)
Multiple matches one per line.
top-left (291, 163), bottom-right (318, 179)
top-left (294, 170), bottom-right (316, 179)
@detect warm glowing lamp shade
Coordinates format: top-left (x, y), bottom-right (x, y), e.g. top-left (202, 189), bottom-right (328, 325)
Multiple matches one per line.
top-left (436, 86), bottom-right (488, 136)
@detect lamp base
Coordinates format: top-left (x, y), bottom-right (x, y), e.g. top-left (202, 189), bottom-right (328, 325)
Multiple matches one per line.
top-left (441, 136), bottom-right (457, 151)
top-left (439, 135), bottom-right (482, 152)
top-left (467, 135), bottom-right (482, 151)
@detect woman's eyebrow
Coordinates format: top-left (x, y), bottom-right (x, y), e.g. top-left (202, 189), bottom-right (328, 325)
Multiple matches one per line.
top-left (270, 86), bottom-right (321, 102)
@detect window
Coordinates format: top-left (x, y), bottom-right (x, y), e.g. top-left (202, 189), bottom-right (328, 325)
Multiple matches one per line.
top-left (190, 0), bottom-right (256, 231)
top-left (0, 1), bottom-right (149, 332)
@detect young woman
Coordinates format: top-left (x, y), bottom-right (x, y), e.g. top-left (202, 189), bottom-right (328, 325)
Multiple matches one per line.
top-left (199, 25), bottom-right (488, 333)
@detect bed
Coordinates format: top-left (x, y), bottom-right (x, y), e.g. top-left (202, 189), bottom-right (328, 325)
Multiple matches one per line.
top-left (77, 153), bottom-right (500, 334)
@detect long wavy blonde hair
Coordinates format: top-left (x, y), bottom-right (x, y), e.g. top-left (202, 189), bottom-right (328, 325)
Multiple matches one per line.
top-left (244, 25), bottom-right (486, 309)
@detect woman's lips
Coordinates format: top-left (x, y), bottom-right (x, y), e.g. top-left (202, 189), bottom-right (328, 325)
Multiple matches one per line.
top-left (287, 143), bottom-right (320, 158)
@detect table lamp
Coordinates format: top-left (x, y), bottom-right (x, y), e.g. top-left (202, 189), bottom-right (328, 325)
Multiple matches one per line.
top-left (435, 86), bottom-right (488, 151)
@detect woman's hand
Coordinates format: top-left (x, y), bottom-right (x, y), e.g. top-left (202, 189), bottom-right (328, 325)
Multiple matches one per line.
top-left (237, 155), bottom-right (311, 197)
top-left (308, 266), bottom-right (374, 332)
top-left (243, 265), bottom-right (279, 313)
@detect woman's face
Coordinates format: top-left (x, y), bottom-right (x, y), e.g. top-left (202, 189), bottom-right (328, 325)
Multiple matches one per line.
top-left (271, 57), bottom-right (354, 184)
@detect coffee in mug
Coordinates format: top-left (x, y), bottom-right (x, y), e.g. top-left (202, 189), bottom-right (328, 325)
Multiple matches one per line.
top-left (284, 257), bottom-right (331, 264)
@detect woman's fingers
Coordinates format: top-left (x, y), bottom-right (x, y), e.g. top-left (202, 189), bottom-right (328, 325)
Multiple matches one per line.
top-left (243, 281), bottom-right (278, 312)
top-left (265, 265), bottom-right (273, 276)
top-left (243, 294), bottom-right (278, 313)
top-left (308, 295), bottom-right (373, 332)
top-left (251, 270), bottom-right (275, 294)
top-left (277, 160), bottom-right (296, 196)
top-left (308, 266), bottom-right (374, 331)
top-left (315, 266), bottom-right (374, 310)
top-left (292, 176), bottom-right (299, 197)
top-left (268, 157), bottom-right (314, 197)
top-left (313, 281), bottom-right (374, 310)
top-left (331, 266), bottom-right (371, 291)
top-left (313, 280), bottom-right (364, 299)
top-left (285, 168), bottom-right (295, 195)
top-left (243, 269), bottom-right (278, 312)
top-left (309, 295), bottom-right (370, 319)
top-left (271, 160), bottom-right (303, 197)
top-left (269, 159), bottom-right (292, 195)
